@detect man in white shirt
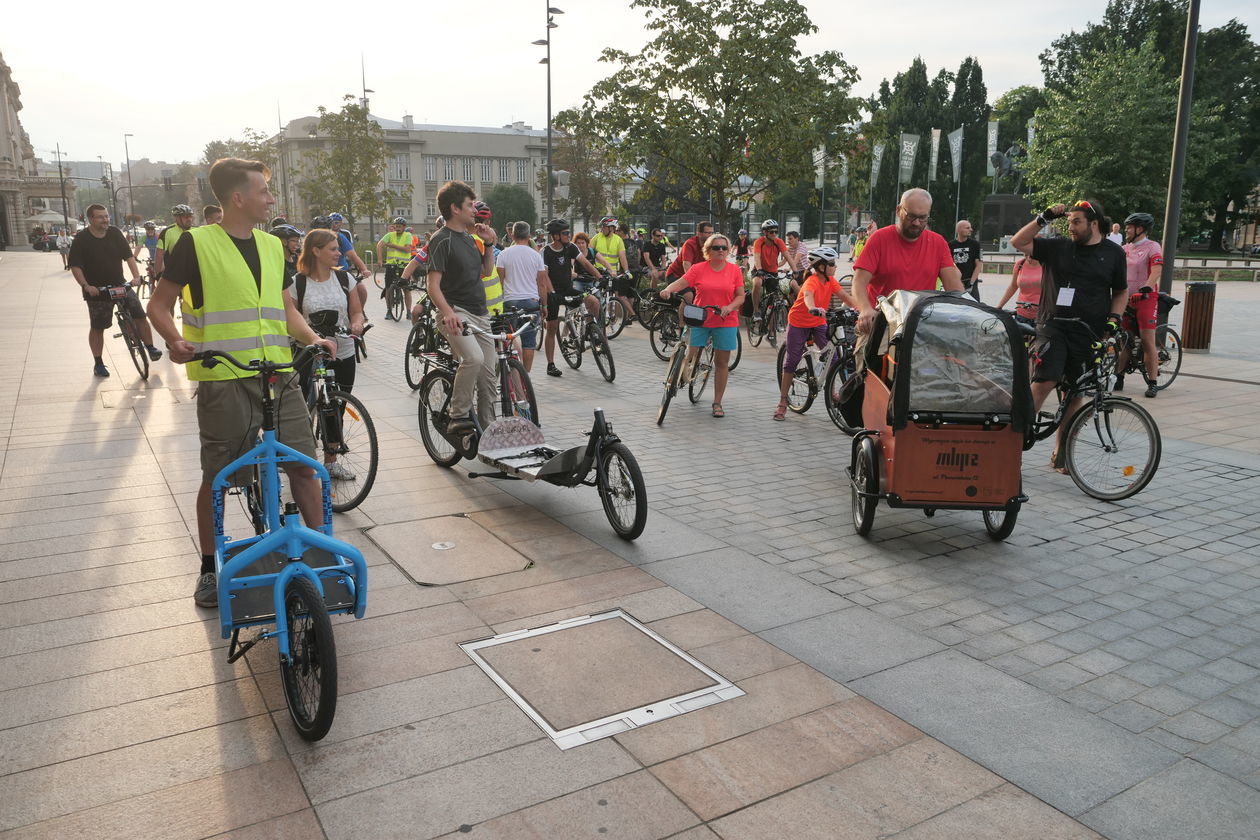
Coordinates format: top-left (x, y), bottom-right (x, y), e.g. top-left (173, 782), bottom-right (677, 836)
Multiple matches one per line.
top-left (1107, 223), bottom-right (1124, 245)
top-left (495, 221), bottom-right (549, 371)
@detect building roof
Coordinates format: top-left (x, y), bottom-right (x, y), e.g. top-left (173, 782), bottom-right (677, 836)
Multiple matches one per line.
top-left (289, 114), bottom-right (548, 139)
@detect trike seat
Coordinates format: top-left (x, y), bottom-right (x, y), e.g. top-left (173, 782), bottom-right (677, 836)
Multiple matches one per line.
top-left (221, 543), bottom-right (356, 624)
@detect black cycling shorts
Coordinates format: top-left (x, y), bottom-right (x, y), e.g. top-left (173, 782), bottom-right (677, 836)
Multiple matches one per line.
top-left (86, 288), bottom-right (145, 330)
top-left (1032, 327), bottom-right (1093, 384)
top-left (547, 286), bottom-right (577, 321)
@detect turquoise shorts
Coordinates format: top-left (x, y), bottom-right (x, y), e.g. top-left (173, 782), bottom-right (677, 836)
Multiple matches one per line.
top-left (689, 325), bottom-right (738, 351)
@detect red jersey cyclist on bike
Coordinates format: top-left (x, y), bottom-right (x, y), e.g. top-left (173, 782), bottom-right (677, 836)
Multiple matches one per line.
top-left (1116, 212), bottom-right (1164, 397)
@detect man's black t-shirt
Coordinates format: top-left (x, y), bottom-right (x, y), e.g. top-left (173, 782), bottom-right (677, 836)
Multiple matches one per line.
top-left (427, 226), bottom-right (487, 316)
top-left (640, 240), bottom-right (667, 269)
top-left (1031, 236), bottom-right (1127, 333)
top-left (543, 242), bottom-right (581, 291)
top-left (68, 226), bottom-right (131, 298)
top-left (165, 229), bottom-right (268, 309)
top-left (948, 238), bottom-right (982, 283)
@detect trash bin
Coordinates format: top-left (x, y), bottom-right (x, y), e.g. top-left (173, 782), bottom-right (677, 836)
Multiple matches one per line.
top-left (1182, 281), bottom-right (1215, 352)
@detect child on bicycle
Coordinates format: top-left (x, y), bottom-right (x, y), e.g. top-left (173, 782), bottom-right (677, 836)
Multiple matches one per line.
top-left (775, 246), bottom-right (857, 421)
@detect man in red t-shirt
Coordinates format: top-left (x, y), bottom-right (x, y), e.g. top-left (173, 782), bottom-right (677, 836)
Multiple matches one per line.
top-left (852, 188), bottom-right (962, 338)
top-left (750, 219), bottom-right (788, 319)
top-left (665, 221), bottom-right (714, 282)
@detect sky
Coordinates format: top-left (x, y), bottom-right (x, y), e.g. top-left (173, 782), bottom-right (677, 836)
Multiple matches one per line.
top-left (7, 0), bottom-right (1257, 169)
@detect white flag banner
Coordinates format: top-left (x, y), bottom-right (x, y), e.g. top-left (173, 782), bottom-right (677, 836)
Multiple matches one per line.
top-left (928, 128), bottom-right (941, 183)
top-left (986, 120), bottom-right (999, 176)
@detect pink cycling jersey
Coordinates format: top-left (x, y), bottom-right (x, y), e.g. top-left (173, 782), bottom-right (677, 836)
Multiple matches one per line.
top-left (1123, 237), bottom-right (1163, 295)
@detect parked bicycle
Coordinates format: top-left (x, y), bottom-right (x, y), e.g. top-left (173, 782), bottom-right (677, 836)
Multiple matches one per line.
top-left (306, 337), bottom-right (379, 512)
top-left (555, 292), bottom-right (616, 382)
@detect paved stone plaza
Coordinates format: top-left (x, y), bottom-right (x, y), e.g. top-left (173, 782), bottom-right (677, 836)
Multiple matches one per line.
top-left (1, 250), bottom-right (1258, 839)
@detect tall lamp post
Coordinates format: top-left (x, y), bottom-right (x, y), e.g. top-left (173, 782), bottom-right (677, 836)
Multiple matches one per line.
top-left (53, 143), bottom-right (69, 229)
top-left (533, 5), bottom-right (563, 220)
top-left (123, 133), bottom-right (136, 229)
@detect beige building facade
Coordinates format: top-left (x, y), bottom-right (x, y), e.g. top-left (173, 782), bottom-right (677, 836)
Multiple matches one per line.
top-left (275, 115), bottom-right (549, 233)
top-left (0, 53), bottom-right (75, 247)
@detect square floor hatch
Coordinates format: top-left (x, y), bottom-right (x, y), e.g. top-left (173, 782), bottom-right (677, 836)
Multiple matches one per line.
top-left (460, 609), bottom-right (744, 749)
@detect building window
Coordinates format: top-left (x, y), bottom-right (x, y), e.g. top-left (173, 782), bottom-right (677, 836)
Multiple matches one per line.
top-left (500, 159), bottom-right (510, 182)
top-left (517, 159), bottom-right (528, 183)
top-left (394, 208), bottom-right (409, 218)
top-left (461, 158), bottom-right (472, 180)
top-left (424, 156), bottom-right (435, 180)
top-left (443, 158), bottom-right (454, 180)
top-left (481, 159), bottom-right (491, 181)
top-left (426, 201), bottom-right (436, 219)
top-left (389, 153), bottom-right (410, 181)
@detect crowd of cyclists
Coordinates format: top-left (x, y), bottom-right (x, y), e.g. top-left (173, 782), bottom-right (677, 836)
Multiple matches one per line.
top-left (56, 158), bottom-right (1178, 605)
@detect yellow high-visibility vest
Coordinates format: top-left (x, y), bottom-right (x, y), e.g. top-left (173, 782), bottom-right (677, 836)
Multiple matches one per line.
top-left (180, 225), bottom-right (290, 381)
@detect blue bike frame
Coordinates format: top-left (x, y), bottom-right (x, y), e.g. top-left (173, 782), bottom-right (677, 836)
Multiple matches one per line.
top-left (211, 397), bottom-right (368, 659)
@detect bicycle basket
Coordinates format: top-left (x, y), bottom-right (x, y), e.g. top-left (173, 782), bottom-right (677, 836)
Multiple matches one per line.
top-left (682, 303), bottom-right (708, 327)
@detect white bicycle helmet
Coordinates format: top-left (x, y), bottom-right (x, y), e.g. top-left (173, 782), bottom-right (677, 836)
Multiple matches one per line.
top-left (760, 219), bottom-right (779, 231)
top-left (808, 245), bottom-right (838, 265)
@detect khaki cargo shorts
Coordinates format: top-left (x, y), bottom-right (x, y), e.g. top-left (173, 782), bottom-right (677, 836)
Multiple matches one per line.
top-left (196, 375), bottom-right (317, 483)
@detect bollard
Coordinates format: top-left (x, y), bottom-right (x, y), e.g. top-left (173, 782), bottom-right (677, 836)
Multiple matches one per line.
top-left (1181, 281), bottom-right (1215, 352)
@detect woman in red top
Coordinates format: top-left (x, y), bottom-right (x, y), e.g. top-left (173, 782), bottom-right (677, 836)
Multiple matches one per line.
top-left (660, 234), bottom-right (745, 417)
top-left (775, 246), bottom-right (858, 420)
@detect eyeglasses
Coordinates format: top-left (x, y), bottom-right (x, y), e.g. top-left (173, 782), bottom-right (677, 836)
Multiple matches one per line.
top-left (708, 245), bottom-right (729, 251)
top-left (899, 206), bottom-right (930, 222)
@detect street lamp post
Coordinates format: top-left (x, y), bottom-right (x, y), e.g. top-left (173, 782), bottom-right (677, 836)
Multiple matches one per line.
top-left (123, 133), bottom-right (136, 229)
top-left (54, 143), bottom-right (69, 229)
top-left (533, 5), bottom-right (563, 221)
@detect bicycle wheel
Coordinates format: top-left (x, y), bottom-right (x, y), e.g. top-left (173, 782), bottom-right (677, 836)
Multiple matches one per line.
top-left (648, 311), bottom-right (679, 361)
top-left (774, 302), bottom-right (788, 337)
top-left (765, 303), bottom-right (780, 348)
top-left (1064, 397), bottom-right (1161, 501)
top-left (1154, 326), bottom-right (1182, 390)
top-left (588, 324), bottom-right (616, 382)
top-left (404, 322), bottom-right (426, 390)
top-left (559, 316), bottom-right (583, 369)
top-left (317, 390), bottom-right (378, 512)
top-left (688, 345), bottom-right (713, 404)
top-left (117, 311), bottom-right (150, 380)
top-left (501, 357), bottom-right (541, 425)
top-left (851, 436), bottom-right (878, 536)
top-left (602, 297), bottom-right (629, 340)
top-left (728, 327), bottom-right (742, 372)
top-left (598, 441), bottom-right (648, 540)
top-left (657, 351), bottom-right (684, 425)
top-left (982, 504), bottom-right (1019, 541)
top-left (279, 576), bottom-right (337, 742)
top-left (386, 284), bottom-right (404, 321)
top-left (776, 344), bottom-right (816, 413)
top-left (824, 353), bottom-right (860, 434)
top-left (241, 466), bottom-right (267, 536)
top-left (418, 370), bottom-right (462, 467)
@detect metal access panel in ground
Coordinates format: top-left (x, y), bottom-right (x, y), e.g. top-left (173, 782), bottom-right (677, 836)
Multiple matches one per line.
top-left (460, 609), bottom-right (745, 749)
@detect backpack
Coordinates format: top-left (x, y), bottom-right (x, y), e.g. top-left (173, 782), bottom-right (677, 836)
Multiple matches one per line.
top-left (292, 269), bottom-right (352, 313)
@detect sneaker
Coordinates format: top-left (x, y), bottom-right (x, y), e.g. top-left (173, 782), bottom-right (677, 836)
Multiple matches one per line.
top-left (327, 461), bottom-right (356, 481)
top-left (547, 363), bottom-right (563, 378)
top-left (193, 572), bottom-right (217, 607)
top-left (93, 362), bottom-right (110, 378)
top-left (147, 345), bottom-right (163, 361)
top-left (446, 417), bottom-right (475, 437)
top-left (1113, 374), bottom-right (1125, 391)
top-left (1144, 382), bottom-right (1158, 398)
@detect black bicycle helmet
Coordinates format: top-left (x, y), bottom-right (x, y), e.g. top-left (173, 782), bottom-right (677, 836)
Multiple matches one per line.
top-left (312, 215), bottom-right (333, 228)
top-left (546, 218), bottom-right (570, 235)
top-left (1124, 212), bottom-right (1154, 231)
top-left (270, 224), bottom-right (302, 241)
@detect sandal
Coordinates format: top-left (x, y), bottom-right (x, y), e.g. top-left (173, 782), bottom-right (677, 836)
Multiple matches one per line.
top-left (1050, 447), bottom-right (1069, 476)
top-left (773, 400), bottom-right (787, 421)
top-left (712, 403), bottom-right (725, 418)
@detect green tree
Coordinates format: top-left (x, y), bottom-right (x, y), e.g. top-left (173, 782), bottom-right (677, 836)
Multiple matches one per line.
top-left (299, 96), bottom-right (406, 231)
top-left (483, 185), bottom-right (537, 230)
top-left (540, 129), bottom-right (622, 230)
top-left (1024, 39), bottom-right (1233, 243)
top-left (559, 0), bottom-right (860, 230)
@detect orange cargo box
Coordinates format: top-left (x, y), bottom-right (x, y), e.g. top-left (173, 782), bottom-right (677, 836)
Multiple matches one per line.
top-left (887, 424), bottom-right (1023, 506)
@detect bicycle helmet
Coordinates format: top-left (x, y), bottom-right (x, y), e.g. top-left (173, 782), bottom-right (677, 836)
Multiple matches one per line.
top-left (312, 214), bottom-right (333, 228)
top-left (270, 224), bottom-right (302, 241)
top-left (636, 227), bottom-right (647, 235)
top-left (599, 216), bottom-right (617, 228)
top-left (391, 216), bottom-right (408, 225)
top-left (143, 221), bottom-right (156, 229)
top-left (328, 212), bottom-right (345, 222)
top-left (545, 218), bottom-right (571, 235)
top-left (473, 200), bottom-right (492, 220)
top-left (1124, 212), bottom-right (1154, 231)
top-left (807, 245), bottom-right (838, 266)
top-left (760, 219), bottom-right (779, 231)
top-left (171, 204), bottom-right (193, 215)
top-left (738, 229), bottom-right (748, 236)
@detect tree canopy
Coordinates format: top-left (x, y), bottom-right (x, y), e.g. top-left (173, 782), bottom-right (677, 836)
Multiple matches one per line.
top-left (300, 97), bottom-right (407, 230)
top-left (483, 185), bottom-right (537, 230)
top-left (559, 0), bottom-right (860, 229)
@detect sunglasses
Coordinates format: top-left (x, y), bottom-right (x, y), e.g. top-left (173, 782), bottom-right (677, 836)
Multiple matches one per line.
top-left (708, 245), bottom-right (729, 251)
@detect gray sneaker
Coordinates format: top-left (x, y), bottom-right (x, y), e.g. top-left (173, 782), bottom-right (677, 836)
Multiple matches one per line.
top-left (327, 461), bottom-right (356, 481)
top-left (193, 572), bottom-right (217, 607)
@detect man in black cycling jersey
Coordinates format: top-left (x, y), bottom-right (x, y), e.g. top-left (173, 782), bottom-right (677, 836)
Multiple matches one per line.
top-left (540, 218), bottom-right (600, 377)
top-left (1010, 199), bottom-right (1128, 468)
